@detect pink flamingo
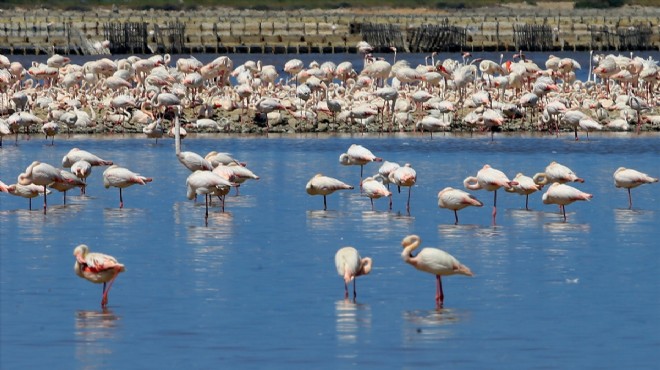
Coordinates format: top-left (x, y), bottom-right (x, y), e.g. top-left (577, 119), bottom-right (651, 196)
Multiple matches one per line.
top-left (18, 161), bottom-right (73, 213)
top-left (533, 161), bottom-right (584, 185)
top-left (62, 148), bottom-right (113, 168)
top-left (505, 173), bottom-right (544, 210)
top-left (542, 183), bottom-right (593, 221)
top-left (463, 164), bottom-right (517, 224)
top-left (339, 144), bottom-right (383, 186)
top-left (186, 170), bottom-right (234, 220)
top-left (0, 181), bottom-right (51, 210)
top-left (613, 167), bottom-right (658, 209)
top-left (361, 176), bottom-right (392, 210)
top-left (437, 187), bottom-right (484, 225)
top-left (389, 163), bottom-right (417, 213)
top-left (305, 173), bottom-right (353, 211)
top-left (73, 244), bottom-right (125, 308)
top-left (401, 234), bottom-right (473, 309)
top-left (334, 246), bottom-right (372, 300)
top-left (102, 165), bottom-right (153, 208)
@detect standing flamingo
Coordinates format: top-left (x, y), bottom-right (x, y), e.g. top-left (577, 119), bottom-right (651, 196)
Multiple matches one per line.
top-left (437, 187), bottom-right (483, 225)
top-left (305, 173), bottom-right (353, 211)
top-left (388, 163), bottom-right (417, 213)
top-left (102, 165), bottom-right (153, 208)
top-left (186, 170), bottom-right (234, 220)
top-left (542, 183), bottom-right (593, 221)
top-left (533, 161), bottom-right (584, 185)
top-left (73, 244), bottom-right (125, 308)
top-left (339, 144), bottom-right (383, 186)
top-left (401, 234), bottom-right (473, 309)
top-left (463, 164), bottom-right (517, 224)
top-left (334, 246), bottom-right (372, 300)
top-left (505, 173), bottom-right (544, 210)
top-left (0, 182), bottom-right (51, 210)
top-left (18, 161), bottom-right (73, 213)
top-left (613, 167), bottom-right (658, 209)
top-left (62, 148), bottom-right (113, 168)
top-left (361, 176), bottom-right (392, 210)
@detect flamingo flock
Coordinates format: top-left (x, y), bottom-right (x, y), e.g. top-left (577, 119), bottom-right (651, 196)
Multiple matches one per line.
top-left (0, 47), bottom-right (658, 310)
top-left (0, 48), bottom-right (656, 145)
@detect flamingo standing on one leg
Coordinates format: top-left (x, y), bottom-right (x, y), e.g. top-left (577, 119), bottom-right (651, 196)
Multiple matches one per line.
top-left (533, 161), bottom-right (584, 185)
top-left (339, 144), bottom-right (383, 188)
top-left (613, 167), bottom-right (658, 209)
top-left (334, 246), bottom-right (372, 301)
top-left (505, 173), bottom-right (544, 210)
top-left (0, 182), bottom-right (51, 210)
top-left (437, 187), bottom-right (483, 225)
top-left (73, 244), bottom-right (125, 308)
top-left (463, 164), bottom-right (517, 225)
top-left (305, 173), bottom-right (353, 211)
top-left (400, 234), bottom-right (473, 309)
top-left (102, 165), bottom-right (153, 208)
top-left (542, 182), bottom-right (593, 221)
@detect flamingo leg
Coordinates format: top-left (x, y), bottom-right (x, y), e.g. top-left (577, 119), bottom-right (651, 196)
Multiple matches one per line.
top-left (435, 275), bottom-right (444, 309)
top-left (101, 268), bottom-right (120, 308)
top-left (28, 197), bottom-right (32, 210)
top-left (43, 185), bottom-right (47, 214)
top-left (407, 186), bottom-right (412, 213)
top-left (525, 194), bottom-right (530, 211)
top-left (119, 188), bottom-right (124, 209)
top-left (454, 210), bottom-right (459, 225)
top-left (344, 282), bottom-right (349, 300)
top-left (205, 194), bottom-right (209, 225)
top-left (353, 279), bottom-right (357, 301)
top-left (492, 189), bottom-right (497, 224)
top-left (388, 195), bottom-right (392, 210)
top-left (370, 198), bottom-right (374, 211)
top-left (323, 195), bottom-right (327, 211)
top-left (561, 205), bottom-right (567, 221)
top-left (627, 188), bottom-right (632, 210)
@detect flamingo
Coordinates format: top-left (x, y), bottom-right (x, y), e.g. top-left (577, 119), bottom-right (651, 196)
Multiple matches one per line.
top-left (400, 234), bottom-right (473, 309)
top-left (305, 174), bottom-right (353, 211)
top-left (49, 169), bottom-right (85, 204)
top-left (0, 182), bottom-right (51, 210)
top-left (463, 164), bottom-right (517, 224)
top-left (613, 167), bottom-right (658, 209)
top-left (62, 148), bottom-right (113, 168)
top-left (71, 160), bottom-right (92, 195)
top-left (334, 246), bottom-right (372, 300)
top-left (542, 183), bottom-right (593, 221)
top-left (102, 165), bottom-right (153, 208)
top-left (533, 161), bottom-right (584, 185)
top-left (18, 161), bottom-right (73, 213)
top-left (361, 176), bottom-right (392, 211)
top-left (186, 170), bottom-right (234, 221)
top-left (177, 150), bottom-right (213, 172)
top-left (388, 163), bottom-right (416, 213)
top-left (204, 151), bottom-right (246, 168)
top-left (437, 187), bottom-right (483, 225)
top-left (505, 173), bottom-right (544, 210)
top-left (339, 144), bottom-right (383, 186)
top-left (41, 121), bottom-right (59, 145)
top-left (73, 244), bottom-right (125, 308)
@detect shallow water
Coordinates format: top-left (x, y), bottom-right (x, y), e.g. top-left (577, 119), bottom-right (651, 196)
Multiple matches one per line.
top-left (1, 132), bottom-right (659, 368)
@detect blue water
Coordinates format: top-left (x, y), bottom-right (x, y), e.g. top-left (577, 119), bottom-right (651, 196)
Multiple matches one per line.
top-left (1, 132), bottom-right (659, 368)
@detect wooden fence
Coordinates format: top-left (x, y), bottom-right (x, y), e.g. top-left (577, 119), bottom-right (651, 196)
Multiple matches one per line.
top-left (103, 22), bottom-right (148, 54)
top-left (359, 23), bottom-right (405, 51)
top-left (153, 22), bottom-right (186, 54)
top-left (407, 19), bottom-right (467, 52)
top-left (590, 24), bottom-right (653, 50)
top-left (513, 24), bottom-right (553, 51)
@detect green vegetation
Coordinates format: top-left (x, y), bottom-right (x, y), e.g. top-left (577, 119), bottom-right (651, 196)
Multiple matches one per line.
top-left (0, 0), bottom-right (642, 10)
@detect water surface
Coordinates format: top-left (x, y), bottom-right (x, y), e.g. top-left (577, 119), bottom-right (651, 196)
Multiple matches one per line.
top-left (1, 132), bottom-right (659, 368)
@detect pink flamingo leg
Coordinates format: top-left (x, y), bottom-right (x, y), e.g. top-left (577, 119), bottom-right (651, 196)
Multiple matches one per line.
top-left (627, 188), bottom-right (632, 210)
top-left (119, 188), bottom-right (124, 209)
top-left (492, 189), bottom-right (498, 225)
top-left (43, 185), bottom-right (48, 214)
top-left (101, 268), bottom-right (120, 308)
